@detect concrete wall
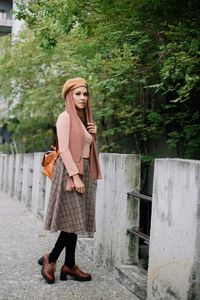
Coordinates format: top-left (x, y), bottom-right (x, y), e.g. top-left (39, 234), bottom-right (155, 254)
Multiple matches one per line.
top-left (14, 154), bottom-right (23, 201)
top-left (147, 159), bottom-right (200, 300)
top-left (0, 152), bottom-right (141, 272)
top-left (31, 152), bottom-right (45, 216)
top-left (95, 153), bottom-right (141, 269)
top-left (21, 153), bottom-right (34, 208)
top-left (0, 153), bottom-right (48, 217)
top-left (1, 153), bottom-right (9, 193)
top-left (2, 153), bottom-right (200, 298)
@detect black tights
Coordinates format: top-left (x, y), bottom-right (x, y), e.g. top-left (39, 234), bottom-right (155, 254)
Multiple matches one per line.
top-left (48, 231), bottom-right (77, 268)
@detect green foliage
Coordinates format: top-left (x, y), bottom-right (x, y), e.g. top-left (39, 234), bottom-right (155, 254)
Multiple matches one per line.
top-left (0, 0), bottom-right (199, 159)
top-left (0, 143), bottom-right (11, 154)
top-left (158, 24), bottom-right (200, 103)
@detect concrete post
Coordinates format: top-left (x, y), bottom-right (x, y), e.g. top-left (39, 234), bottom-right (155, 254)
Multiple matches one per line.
top-left (21, 153), bottom-right (34, 208)
top-left (14, 154), bottom-right (24, 201)
top-left (95, 153), bottom-right (141, 270)
top-left (147, 159), bottom-right (200, 300)
top-left (31, 152), bottom-right (45, 216)
top-left (0, 154), bottom-right (4, 190)
top-left (44, 176), bottom-right (51, 220)
top-left (2, 154), bottom-right (9, 193)
top-left (7, 154), bottom-right (15, 196)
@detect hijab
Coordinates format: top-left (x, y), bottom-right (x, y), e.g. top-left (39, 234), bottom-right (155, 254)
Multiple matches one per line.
top-left (62, 77), bottom-right (101, 180)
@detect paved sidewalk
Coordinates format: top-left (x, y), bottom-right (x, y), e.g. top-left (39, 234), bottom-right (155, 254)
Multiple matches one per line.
top-left (0, 191), bottom-right (138, 300)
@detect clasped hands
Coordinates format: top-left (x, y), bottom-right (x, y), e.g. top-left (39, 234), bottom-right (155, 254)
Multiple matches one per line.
top-left (72, 174), bottom-right (85, 194)
top-left (72, 122), bottom-right (96, 193)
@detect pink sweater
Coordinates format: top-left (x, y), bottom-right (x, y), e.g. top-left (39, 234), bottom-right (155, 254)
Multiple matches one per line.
top-left (56, 111), bottom-right (92, 177)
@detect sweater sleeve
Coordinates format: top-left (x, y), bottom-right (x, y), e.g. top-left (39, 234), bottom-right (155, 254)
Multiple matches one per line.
top-left (56, 112), bottom-right (79, 177)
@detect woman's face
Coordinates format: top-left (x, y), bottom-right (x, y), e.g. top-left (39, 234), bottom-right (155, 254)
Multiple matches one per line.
top-left (72, 86), bottom-right (88, 110)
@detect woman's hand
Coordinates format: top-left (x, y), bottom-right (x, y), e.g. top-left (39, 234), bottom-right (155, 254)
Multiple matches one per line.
top-left (87, 122), bottom-right (97, 134)
top-left (72, 174), bottom-right (85, 194)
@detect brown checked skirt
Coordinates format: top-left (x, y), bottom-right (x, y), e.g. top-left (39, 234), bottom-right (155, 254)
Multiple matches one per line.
top-left (44, 157), bottom-right (96, 235)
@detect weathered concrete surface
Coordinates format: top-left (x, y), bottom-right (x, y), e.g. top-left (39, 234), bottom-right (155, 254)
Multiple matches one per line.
top-left (0, 152), bottom-right (142, 283)
top-left (0, 191), bottom-right (138, 300)
top-left (14, 154), bottom-right (23, 201)
top-left (114, 266), bottom-right (147, 300)
top-left (7, 154), bottom-right (15, 197)
top-left (147, 159), bottom-right (200, 300)
top-left (21, 153), bottom-right (34, 209)
top-left (95, 153), bottom-right (141, 269)
top-left (77, 238), bottom-right (147, 300)
top-left (31, 152), bottom-right (45, 216)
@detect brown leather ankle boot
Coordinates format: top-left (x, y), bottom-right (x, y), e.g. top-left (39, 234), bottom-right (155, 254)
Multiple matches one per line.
top-left (60, 265), bottom-right (92, 281)
top-left (41, 254), bottom-right (56, 284)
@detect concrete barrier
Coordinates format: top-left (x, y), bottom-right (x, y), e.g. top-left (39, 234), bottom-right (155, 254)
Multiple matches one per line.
top-left (0, 153), bottom-right (5, 190)
top-left (147, 159), bottom-right (200, 300)
top-left (2, 154), bottom-right (9, 193)
top-left (21, 153), bottom-right (34, 208)
top-left (7, 154), bottom-right (15, 196)
top-left (95, 153), bottom-right (141, 269)
top-left (44, 176), bottom-right (51, 218)
top-left (31, 152), bottom-right (45, 216)
top-left (1, 152), bottom-right (200, 299)
top-left (14, 154), bottom-right (24, 201)
top-left (0, 152), bottom-right (141, 269)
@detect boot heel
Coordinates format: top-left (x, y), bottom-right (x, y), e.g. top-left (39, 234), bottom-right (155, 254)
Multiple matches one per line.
top-left (60, 271), bottom-right (68, 281)
top-left (38, 256), bottom-right (44, 266)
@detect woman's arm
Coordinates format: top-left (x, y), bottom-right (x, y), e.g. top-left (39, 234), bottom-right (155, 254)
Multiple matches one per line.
top-left (56, 112), bottom-right (85, 193)
top-left (56, 112), bottom-right (79, 176)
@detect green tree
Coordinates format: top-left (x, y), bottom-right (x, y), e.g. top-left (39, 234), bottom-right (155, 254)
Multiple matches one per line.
top-left (0, 0), bottom-right (199, 160)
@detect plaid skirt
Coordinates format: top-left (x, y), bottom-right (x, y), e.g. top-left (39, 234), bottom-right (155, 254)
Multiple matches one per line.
top-left (44, 157), bottom-right (96, 235)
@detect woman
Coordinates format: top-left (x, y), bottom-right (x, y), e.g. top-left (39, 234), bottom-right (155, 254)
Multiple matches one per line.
top-left (39, 77), bottom-right (101, 284)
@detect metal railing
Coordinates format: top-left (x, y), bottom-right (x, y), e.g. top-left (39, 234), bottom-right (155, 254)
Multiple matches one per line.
top-left (127, 228), bottom-right (150, 244)
top-left (127, 191), bottom-right (152, 244)
top-left (127, 190), bottom-right (152, 202)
